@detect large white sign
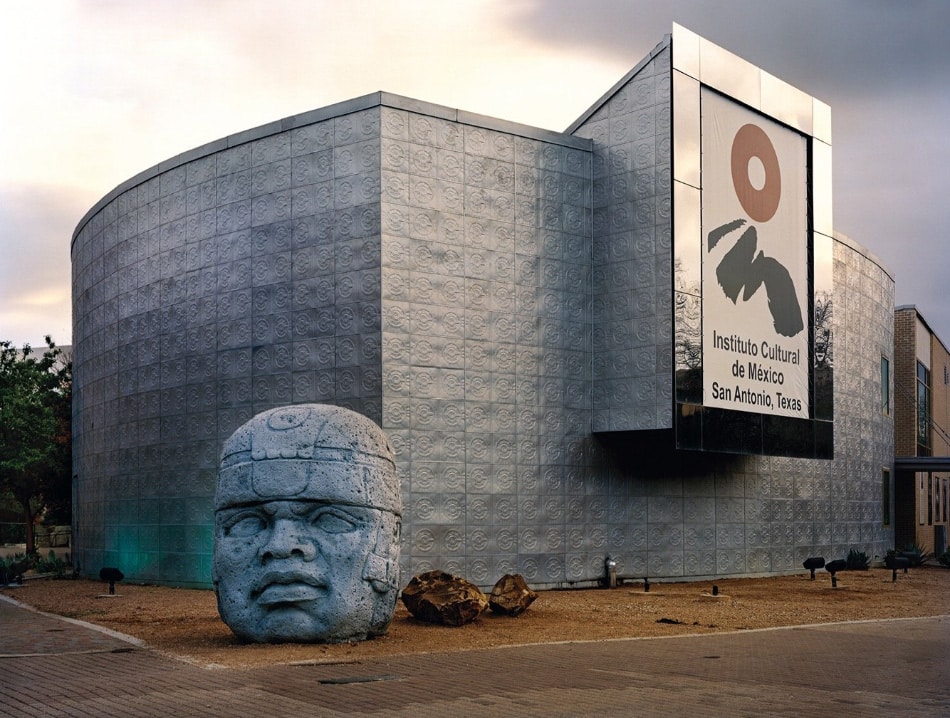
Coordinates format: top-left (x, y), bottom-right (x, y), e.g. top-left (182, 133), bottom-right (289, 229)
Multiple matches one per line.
top-left (701, 89), bottom-right (809, 418)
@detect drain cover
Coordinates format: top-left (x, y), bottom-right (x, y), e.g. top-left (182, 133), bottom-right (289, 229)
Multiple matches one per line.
top-left (319, 674), bottom-right (399, 685)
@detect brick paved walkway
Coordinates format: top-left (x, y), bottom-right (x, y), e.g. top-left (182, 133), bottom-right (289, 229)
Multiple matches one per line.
top-left (2, 595), bottom-right (948, 716)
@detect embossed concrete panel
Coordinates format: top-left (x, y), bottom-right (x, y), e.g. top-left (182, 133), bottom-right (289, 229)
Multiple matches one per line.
top-left (576, 45), bottom-right (672, 433)
top-left (73, 106), bottom-right (386, 586)
top-left (73, 30), bottom-right (894, 591)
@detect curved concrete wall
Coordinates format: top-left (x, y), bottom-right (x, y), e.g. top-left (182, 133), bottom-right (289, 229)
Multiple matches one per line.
top-left (73, 89), bottom-right (894, 588)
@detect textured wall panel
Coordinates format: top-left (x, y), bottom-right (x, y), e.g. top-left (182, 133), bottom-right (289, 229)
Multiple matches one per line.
top-left (74, 74), bottom-right (893, 591)
top-left (575, 47), bottom-right (672, 433)
top-left (73, 107), bottom-right (384, 587)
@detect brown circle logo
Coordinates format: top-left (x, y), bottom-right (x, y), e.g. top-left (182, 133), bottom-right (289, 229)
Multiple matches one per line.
top-left (731, 123), bottom-right (780, 223)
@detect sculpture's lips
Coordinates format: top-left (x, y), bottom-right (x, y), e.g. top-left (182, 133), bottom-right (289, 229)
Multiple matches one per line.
top-left (252, 571), bottom-right (327, 606)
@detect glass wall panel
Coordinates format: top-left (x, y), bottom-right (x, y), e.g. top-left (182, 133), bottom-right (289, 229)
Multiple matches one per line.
top-left (812, 141), bottom-right (833, 236)
top-left (814, 419), bottom-right (833, 458)
top-left (762, 414), bottom-right (812, 457)
top-left (813, 232), bottom-right (833, 420)
top-left (812, 98), bottom-right (832, 145)
top-left (671, 24), bottom-right (700, 79)
top-left (699, 38), bottom-right (760, 108)
top-left (675, 402), bottom-right (702, 449)
top-left (703, 407), bottom-right (762, 454)
top-left (674, 291), bottom-right (702, 404)
top-left (672, 72), bottom-right (700, 187)
top-left (673, 182), bottom-right (701, 295)
top-left (761, 70), bottom-right (813, 136)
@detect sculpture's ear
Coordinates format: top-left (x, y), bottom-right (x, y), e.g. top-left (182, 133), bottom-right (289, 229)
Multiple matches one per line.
top-left (363, 552), bottom-right (395, 593)
top-left (362, 515), bottom-right (401, 593)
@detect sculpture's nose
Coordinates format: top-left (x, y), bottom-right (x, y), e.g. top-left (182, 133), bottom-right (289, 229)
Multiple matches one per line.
top-left (260, 518), bottom-right (317, 562)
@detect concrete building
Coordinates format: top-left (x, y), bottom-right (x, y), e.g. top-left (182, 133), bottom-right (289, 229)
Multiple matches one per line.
top-left (71, 26), bottom-right (895, 588)
top-left (894, 306), bottom-right (950, 556)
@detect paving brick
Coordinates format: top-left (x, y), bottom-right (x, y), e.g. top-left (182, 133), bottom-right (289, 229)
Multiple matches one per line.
top-left (1, 596), bottom-right (948, 716)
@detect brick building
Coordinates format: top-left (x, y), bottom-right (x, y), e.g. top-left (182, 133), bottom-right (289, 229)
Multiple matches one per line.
top-left (894, 307), bottom-right (950, 555)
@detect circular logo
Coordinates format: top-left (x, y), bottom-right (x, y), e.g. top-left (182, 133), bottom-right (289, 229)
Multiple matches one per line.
top-left (731, 123), bottom-right (781, 223)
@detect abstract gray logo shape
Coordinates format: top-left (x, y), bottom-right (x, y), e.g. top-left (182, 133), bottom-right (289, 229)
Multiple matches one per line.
top-left (708, 219), bottom-right (804, 338)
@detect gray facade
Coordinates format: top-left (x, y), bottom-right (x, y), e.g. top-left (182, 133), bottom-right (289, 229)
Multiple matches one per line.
top-left (72, 30), bottom-right (894, 589)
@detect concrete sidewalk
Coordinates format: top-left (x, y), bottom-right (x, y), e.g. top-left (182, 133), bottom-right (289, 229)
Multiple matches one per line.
top-left (1, 595), bottom-right (947, 717)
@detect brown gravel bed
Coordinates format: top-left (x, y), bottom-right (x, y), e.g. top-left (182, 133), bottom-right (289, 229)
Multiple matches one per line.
top-left (5, 566), bottom-right (948, 669)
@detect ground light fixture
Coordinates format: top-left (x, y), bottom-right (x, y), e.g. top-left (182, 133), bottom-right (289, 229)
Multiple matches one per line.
top-left (99, 567), bottom-right (124, 595)
top-left (824, 559), bottom-right (847, 588)
top-left (802, 556), bottom-right (825, 579)
top-left (885, 553), bottom-right (910, 582)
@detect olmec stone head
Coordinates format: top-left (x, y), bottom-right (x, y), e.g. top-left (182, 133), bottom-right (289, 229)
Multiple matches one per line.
top-left (212, 404), bottom-right (402, 643)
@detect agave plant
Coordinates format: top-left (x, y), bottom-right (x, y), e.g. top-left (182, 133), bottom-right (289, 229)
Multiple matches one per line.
top-left (899, 542), bottom-right (931, 567)
top-left (846, 547), bottom-right (870, 570)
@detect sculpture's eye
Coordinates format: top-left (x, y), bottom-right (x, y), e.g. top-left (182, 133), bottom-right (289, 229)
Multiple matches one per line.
top-left (224, 512), bottom-right (267, 538)
top-left (310, 507), bottom-right (359, 534)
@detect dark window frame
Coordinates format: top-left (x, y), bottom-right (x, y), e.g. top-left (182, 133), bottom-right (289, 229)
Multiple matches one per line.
top-left (881, 467), bottom-right (891, 527)
top-left (881, 355), bottom-right (890, 415)
top-left (917, 361), bottom-right (931, 454)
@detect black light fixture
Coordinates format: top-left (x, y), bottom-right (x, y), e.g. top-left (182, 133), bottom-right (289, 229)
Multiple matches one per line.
top-left (99, 566), bottom-right (124, 595)
top-left (824, 559), bottom-right (847, 588)
top-left (803, 556), bottom-right (825, 580)
top-left (885, 553), bottom-right (910, 582)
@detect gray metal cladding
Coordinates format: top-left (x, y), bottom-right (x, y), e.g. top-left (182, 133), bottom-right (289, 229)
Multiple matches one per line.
top-left (73, 69), bottom-right (893, 589)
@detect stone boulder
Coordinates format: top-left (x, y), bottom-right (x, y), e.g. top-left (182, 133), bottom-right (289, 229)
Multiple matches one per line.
top-left (489, 573), bottom-right (538, 616)
top-left (401, 570), bottom-right (488, 626)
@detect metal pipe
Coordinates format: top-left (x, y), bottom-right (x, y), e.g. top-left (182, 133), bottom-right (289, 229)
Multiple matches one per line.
top-left (603, 556), bottom-right (618, 588)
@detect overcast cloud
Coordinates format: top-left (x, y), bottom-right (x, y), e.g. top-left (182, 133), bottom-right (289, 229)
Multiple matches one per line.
top-left (1, 0), bottom-right (947, 346)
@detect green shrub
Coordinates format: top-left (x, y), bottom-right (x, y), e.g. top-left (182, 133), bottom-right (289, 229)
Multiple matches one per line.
top-left (846, 548), bottom-right (870, 570)
top-left (900, 542), bottom-right (930, 567)
top-left (0, 553), bottom-right (33, 584)
top-left (938, 548), bottom-right (950, 568)
top-left (33, 550), bottom-right (70, 578)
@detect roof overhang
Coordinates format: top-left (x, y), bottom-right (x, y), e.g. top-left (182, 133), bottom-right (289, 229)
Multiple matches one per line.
top-left (895, 456), bottom-right (950, 472)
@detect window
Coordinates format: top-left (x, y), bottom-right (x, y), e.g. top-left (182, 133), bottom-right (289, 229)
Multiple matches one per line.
top-left (944, 478), bottom-right (948, 524)
top-left (917, 361), bottom-right (931, 454)
top-left (880, 356), bottom-right (890, 414)
top-left (929, 475), bottom-right (934, 526)
top-left (935, 476), bottom-right (942, 526)
top-left (881, 468), bottom-right (890, 526)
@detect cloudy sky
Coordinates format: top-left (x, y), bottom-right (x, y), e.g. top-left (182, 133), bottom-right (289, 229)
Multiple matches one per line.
top-left (1, 0), bottom-right (948, 349)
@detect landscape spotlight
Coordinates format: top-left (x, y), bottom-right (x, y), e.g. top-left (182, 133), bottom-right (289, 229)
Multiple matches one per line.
top-left (802, 556), bottom-right (825, 580)
top-left (99, 566), bottom-right (124, 595)
top-left (885, 553), bottom-right (910, 582)
top-left (824, 559), bottom-right (847, 588)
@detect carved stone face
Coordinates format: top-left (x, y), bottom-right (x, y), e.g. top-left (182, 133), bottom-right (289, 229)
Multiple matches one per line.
top-left (214, 498), bottom-right (390, 642)
top-left (212, 405), bottom-right (401, 644)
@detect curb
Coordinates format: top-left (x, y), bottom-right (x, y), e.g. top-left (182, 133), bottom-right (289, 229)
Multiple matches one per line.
top-left (0, 592), bottom-right (148, 648)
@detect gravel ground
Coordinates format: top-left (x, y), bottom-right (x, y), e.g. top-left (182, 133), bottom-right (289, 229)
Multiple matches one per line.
top-left (5, 566), bottom-right (949, 669)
